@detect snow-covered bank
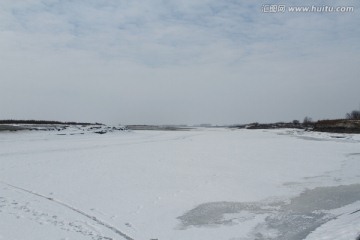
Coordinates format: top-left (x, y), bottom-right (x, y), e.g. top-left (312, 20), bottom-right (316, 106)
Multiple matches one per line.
top-left (0, 123), bottom-right (126, 135)
top-left (0, 128), bottom-right (359, 240)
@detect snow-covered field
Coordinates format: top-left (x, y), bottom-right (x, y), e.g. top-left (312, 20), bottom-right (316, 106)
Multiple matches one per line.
top-left (0, 127), bottom-right (359, 240)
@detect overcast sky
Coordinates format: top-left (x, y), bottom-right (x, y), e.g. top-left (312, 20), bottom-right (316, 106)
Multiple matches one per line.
top-left (1, 0), bottom-right (359, 125)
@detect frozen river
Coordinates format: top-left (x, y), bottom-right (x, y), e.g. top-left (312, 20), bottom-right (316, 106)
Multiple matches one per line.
top-left (0, 127), bottom-right (359, 240)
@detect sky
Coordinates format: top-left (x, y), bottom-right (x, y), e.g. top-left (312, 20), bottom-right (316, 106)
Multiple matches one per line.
top-left (0, 0), bottom-right (359, 125)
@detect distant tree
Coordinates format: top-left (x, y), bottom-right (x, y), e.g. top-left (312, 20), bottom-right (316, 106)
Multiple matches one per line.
top-left (346, 110), bottom-right (360, 120)
top-left (292, 120), bottom-right (300, 125)
top-left (303, 116), bottom-right (313, 125)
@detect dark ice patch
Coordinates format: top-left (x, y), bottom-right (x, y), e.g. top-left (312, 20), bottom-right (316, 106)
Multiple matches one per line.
top-left (178, 184), bottom-right (360, 240)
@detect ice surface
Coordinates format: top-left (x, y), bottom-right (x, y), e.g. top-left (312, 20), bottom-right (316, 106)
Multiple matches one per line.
top-left (0, 128), bottom-right (359, 240)
top-left (178, 184), bottom-right (360, 240)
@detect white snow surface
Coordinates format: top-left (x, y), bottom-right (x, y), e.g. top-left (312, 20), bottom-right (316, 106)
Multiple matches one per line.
top-left (0, 127), bottom-right (359, 240)
top-left (304, 201), bottom-right (360, 240)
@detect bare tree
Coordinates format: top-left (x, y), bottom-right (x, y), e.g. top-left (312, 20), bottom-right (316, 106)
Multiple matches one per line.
top-left (303, 116), bottom-right (313, 124)
top-left (346, 110), bottom-right (360, 120)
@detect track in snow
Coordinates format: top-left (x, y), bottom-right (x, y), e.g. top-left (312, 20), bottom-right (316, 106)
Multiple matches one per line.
top-left (0, 181), bottom-right (135, 240)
